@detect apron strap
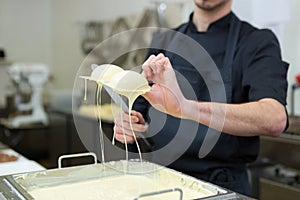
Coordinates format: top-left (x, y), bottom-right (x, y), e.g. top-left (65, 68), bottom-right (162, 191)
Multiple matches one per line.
top-left (197, 14), bottom-right (242, 158)
top-left (222, 14), bottom-right (241, 103)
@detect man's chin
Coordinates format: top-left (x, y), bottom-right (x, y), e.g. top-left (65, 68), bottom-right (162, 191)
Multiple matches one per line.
top-left (194, 0), bottom-right (230, 12)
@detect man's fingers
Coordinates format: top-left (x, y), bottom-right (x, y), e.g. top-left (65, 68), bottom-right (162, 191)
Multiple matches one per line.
top-left (150, 53), bottom-right (164, 73)
top-left (142, 54), bottom-right (168, 79)
top-left (114, 111), bottom-right (139, 125)
top-left (114, 123), bottom-right (147, 143)
top-left (131, 110), bottom-right (145, 125)
top-left (142, 55), bottom-right (155, 79)
top-left (113, 110), bottom-right (147, 144)
top-left (114, 120), bottom-right (147, 134)
top-left (115, 132), bottom-right (135, 143)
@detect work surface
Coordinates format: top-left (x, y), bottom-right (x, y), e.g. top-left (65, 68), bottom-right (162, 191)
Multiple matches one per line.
top-left (0, 141), bottom-right (45, 176)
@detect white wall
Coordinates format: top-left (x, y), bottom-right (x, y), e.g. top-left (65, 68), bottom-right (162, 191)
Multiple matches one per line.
top-left (0, 0), bottom-right (52, 64)
top-left (282, 0), bottom-right (300, 115)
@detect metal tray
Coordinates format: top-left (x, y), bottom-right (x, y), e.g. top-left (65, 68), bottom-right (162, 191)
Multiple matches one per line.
top-left (0, 153), bottom-right (237, 200)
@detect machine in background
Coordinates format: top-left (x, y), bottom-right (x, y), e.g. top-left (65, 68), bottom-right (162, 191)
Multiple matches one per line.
top-left (5, 63), bottom-right (49, 128)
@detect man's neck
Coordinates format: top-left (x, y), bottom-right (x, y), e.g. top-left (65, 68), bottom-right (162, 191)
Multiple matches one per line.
top-left (192, 3), bottom-right (232, 32)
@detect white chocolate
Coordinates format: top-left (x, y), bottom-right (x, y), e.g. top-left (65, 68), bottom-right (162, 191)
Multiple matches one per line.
top-left (90, 64), bottom-right (124, 84)
top-left (80, 64), bottom-right (151, 165)
top-left (81, 64), bottom-right (150, 94)
top-left (106, 70), bottom-right (150, 93)
top-left (28, 175), bottom-right (214, 200)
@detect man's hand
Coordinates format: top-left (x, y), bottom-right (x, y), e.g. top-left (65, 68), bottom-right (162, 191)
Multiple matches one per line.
top-left (114, 110), bottom-right (148, 143)
top-left (142, 53), bottom-right (190, 119)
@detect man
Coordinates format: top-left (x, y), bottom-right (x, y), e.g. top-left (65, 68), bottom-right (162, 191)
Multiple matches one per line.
top-left (114, 0), bottom-right (288, 195)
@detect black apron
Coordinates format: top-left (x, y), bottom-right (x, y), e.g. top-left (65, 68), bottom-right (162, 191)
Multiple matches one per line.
top-left (139, 13), bottom-right (251, 195)
top-left (159, 14), bottom-right (241, 160)
top-left (163, 14), bottom-right (251, 195)
top-left (174, 13), bottom-right (240, 104)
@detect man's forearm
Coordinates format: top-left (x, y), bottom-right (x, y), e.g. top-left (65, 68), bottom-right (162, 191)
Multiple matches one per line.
top-left (184, 98), bottom-right (287, 137)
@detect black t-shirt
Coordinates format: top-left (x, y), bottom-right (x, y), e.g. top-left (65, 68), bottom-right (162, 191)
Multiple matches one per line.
top-left (133, 12), bottom-right (288, 175)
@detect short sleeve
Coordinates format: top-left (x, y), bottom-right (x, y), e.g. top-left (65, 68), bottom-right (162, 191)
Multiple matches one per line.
top-left (242, 29), bottom-right (289, 105)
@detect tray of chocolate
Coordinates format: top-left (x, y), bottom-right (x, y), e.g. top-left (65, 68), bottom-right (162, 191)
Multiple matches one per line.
top-left (0, 159), bottom-right (237, 200)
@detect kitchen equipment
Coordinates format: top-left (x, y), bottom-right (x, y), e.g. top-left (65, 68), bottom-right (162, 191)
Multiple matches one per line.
top-left (290, 83), bottom-right (299, 116)
top-left (260, 178), bottom-right (300, 200)
top-left (6, 63), bottom-right (49, 127)
top-left (257, 164), bottom-right (300, 200)
top-left (258, 116), bottom-right (300, 199)
top-left (296, 74), bottom-right (300, 87)
top-left (0, 153), bottom-right (240, 200)
top-left (0, 49), bottom-right (5, 61)
top-left (81, 21), bottom-right (105, 55)
top-left (290, 74), bottom-right (300, 116)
